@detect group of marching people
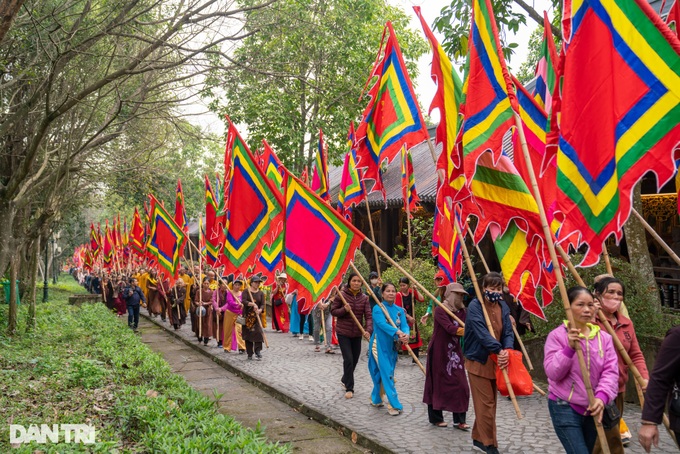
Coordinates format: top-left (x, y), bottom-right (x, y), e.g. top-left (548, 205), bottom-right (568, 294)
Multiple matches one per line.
top-left (74, 263), bottom-right (680, 453)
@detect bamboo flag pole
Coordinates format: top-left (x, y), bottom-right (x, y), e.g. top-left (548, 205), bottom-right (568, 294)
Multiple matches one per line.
top-left (359, 236), bottom-right (465, 325)
top-left (631, 208), bottom-right (680, 267)
top-left (403, 148), bottom-right (414, 271)
top-left (198, 253), bottom-right (203, 339)
top-left (349, 263), bottom-right (426, 375)
top-left (472, 236), bottom-right (540, 389)
top-left (320, 305), bottom-right (328, 347)
top-left (514, 112), bottom-right (608, 450)
top-left (364, 199), bottom-right (382, 278)
top-left (246, 282), bottom-right (269, 348)
top-left (405, 196), bottom-right (414, 270)
top-left (555, 244), bottom-right (677, 443)
top-left (452, 215), bottom-right (523, 419)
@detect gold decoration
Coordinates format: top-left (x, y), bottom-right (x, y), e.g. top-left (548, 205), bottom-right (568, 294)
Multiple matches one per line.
top-left (641, 194), bottom-right (678, 235)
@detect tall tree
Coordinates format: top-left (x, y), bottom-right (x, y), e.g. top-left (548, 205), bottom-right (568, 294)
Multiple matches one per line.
top-left (204, 0), bottom-right (427, 172)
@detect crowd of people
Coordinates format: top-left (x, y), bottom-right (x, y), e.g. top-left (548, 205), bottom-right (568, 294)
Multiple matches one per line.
top-left (70, 265), bottom-right (680, 454)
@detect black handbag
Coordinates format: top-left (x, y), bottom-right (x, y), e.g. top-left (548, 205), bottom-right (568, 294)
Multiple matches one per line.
top-left (601, 402), bottom-right (622, 430)
top-left (273, 297), bottom-right (284, 307)
top-left (670, 384), bottom-right (680, 417)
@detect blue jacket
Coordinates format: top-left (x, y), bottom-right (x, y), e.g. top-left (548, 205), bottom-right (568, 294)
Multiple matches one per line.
top-left (463, 298), bottom-right (514, 364)
top-left (123, 285), bottom-right (146, 306)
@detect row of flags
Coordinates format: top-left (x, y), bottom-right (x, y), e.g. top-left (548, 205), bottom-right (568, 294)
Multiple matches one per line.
top-left (73, 0), bottom-right (680, 322)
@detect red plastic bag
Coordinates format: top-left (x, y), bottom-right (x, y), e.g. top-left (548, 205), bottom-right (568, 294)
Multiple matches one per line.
top-left (491, 350), bottom-right (533, 396)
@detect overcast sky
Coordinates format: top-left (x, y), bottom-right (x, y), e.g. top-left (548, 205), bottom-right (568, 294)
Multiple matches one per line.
top-left (188, 0), bottom-right (556, 135)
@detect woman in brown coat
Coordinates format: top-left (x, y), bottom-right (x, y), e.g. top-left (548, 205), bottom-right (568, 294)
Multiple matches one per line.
top-left (330, 273), bottom-right (372, 399)
top-left (193, 278), bottom-right (214, 345)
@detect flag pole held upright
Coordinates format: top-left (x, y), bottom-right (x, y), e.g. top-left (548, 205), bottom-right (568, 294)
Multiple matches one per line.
top-left (349, 262), bottom-right (425, 375)
top-left (513, 111), bottom-right (608, 449)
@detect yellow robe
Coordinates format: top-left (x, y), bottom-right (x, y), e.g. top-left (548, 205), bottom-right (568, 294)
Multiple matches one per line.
top-left (180, 274), bottom-right (194, 311)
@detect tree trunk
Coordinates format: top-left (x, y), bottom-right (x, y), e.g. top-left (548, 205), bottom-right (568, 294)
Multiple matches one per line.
top-left (624, 183), bottom-right (661, 308)
top-left (25, 237), bottom-right (39, 332)
top-left (6, 254), bottom-right (19, 335)
top-left (0, 0), bottom-right (26, 44)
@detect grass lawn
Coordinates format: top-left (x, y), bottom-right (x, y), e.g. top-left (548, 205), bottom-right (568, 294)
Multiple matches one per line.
top-left (0, 273), bottom-right (289, 453)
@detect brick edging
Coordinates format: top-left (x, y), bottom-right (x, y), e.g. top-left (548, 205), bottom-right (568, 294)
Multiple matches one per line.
top-left (141, 313), bottom-right (392, 454)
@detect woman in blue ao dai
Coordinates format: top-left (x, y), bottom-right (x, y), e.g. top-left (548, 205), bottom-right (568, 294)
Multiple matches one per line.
top-left (368, 282), bottom-right (410, 416)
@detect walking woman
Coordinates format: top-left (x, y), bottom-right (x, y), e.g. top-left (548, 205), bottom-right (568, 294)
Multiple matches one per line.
top-left (368, 282), bottom-right (409, 415)
top-left (395, 277), bottom-right (424, 360)
top-left (212, 280), bottom-right (229, 348)
top-left (463, 272), bottom-right (514, 454)
top-left (271, 273), bottom-right (290, 333)
top-left (544, 286), bottom-right (619, 454)
top-left (193, 278), bottom-right (214, 345)
top-left (331, 273), bottom-right (372, 399)
top-left (222, 279), bottom-right (244, 353)
top-left (241, 276), bottom-right (265, 360)
top-left (423, 282), bottom-right (470, 429)
top-left (592, 277), bottom-right (649, 453)
top-left (168, 279), bottom-right (187, 330)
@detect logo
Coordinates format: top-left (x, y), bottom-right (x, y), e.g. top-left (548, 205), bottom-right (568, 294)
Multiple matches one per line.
top-left (10, 424), bottom-right (96, 445)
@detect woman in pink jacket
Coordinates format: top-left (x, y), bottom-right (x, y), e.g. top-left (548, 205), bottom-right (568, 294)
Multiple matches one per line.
top-left (544, 286), bottom-right (619, 454)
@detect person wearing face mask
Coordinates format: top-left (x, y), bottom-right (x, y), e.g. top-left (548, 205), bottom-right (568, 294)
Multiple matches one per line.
top-left (592, 277), bottom-right (649, 454)
top-left (423, 282), bottom-right (470, 430)
top-left (463, 272), bottom-right (514, 454)
top-left (368, 282), bottom-right (409, 416)
top-left (544, 286), bottom-right (619, 454)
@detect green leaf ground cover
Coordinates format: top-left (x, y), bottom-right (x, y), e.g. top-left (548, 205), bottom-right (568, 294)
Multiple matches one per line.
top-left (0, 275), bottom-right (289, 453)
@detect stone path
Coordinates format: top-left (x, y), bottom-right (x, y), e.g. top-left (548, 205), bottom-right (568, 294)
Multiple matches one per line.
top-left (140, 314), bottom-right (678, 453)
top-left (138, 317), bottom-right (365, 453)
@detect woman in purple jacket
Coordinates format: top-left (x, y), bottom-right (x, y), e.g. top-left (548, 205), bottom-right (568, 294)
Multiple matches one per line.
top-left (544, 286), bottom-right (619, 454)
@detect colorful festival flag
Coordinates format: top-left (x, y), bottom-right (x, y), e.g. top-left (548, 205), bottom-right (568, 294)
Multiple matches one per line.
top-left (400, 145), bottom-right (419, 214)
top-left (355, 22), bottom-right (429, 188)
top-left (259, 140), bottom-right (285, 193)
top-left (174, 179), bottom-right (188, 233)
top-left (198, 217), bottom-right (206, 257)
top-left (122, 217), bottom-right (129, 247)
top-left (491, 221), bottom-right (549, 319)
top-left (434, 195), bottom-right (464, 282)
top-left (300, 166), bottom-right (309, 186)
top-left (533, 12), bottom-right (559, 112)
top-left (554, 0), bottom-right (680, 266)
top-left (311, 129), bottom-right (331, 202)
top-left (414, 6), bottom-right (464, 168)
top-left (204, 175), bottom-right (222, 266)
top-left (461, 0), bottom-right (517, 183)
top-left (102, 221), bottom-right (114, 269)
top-left (129, 208), bottom-right (145, 256)
top-left (337, 123), bottom-right (366, 220)
top-left (223, 118), bottom-right (284, 280)
top-left (89, 223), bottom-right (100, 258)
top-left (667, 0), bottom-right (679, 36)
top-left (146, 194), bottom-right (187, 281)
top-left (283, 169), bottom-right (364, 314)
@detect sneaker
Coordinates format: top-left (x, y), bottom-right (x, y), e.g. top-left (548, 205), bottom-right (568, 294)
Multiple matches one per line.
top-left (344, 391), bottom-right (353, 399)
top-left (486, 447), bottom-right (499, 454)
top-left (621, 433), bottom-right (631, 447)
top-left (473, 440), bottom-right (488, 453)
top-left (299, 334), bottom-right (304, 340)
top-left (216, 342), bottom-right (222, 348)
top-left (255, 353), bottom-right (262, 359)
top-left (309, 335), bottom-right (314, 341)
top-left (247, 356), bottom-right (253, 360)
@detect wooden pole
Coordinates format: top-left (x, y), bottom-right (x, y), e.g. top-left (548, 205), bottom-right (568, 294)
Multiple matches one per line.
top-left (173, 285), bottom-right (181, 325)
top-left (360, 236), bottom-right (464, 325)
top-left (198, 254), bottom-right (203, 339)
top-left (404, 147), bottom-right (414, 271)
top-left (602, 243), bottom-right (614, 276)
top-left (452, 216), bottom-right (523, 419)
top-left (364, 200), bottom-right (382, 278)
top-left (405, 203), bottom-right (413, 270)
top-left (475, 243), bottom-right (491, 275)
top-left (631, 208), bottom-right (680, 267)
top-left (246, 283), bottom-right (269, 348)
top-left (333, 286), bottom-right (367, 338)
top-left (320, 305), bottom-right (327, 347)
top-left (348, 263), bottom-right (426, 375)
top-left (513, 111), bottom-right (608, 448)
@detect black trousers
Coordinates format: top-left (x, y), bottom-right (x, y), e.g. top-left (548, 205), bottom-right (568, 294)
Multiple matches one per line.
top-left (299, 313), bottom-right (314, 335)
top-left (427, 404), bottom-right (466, 424)
top-left (338, 334), bottom-right (362, 392)
top-left (245, 341), bottom-right (262, 357)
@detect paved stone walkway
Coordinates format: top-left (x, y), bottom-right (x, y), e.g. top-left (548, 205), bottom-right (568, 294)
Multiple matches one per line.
top-left (141, 314), bottom-right (677, 453)
top-left (138, 317), bottom-right (364, 453)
